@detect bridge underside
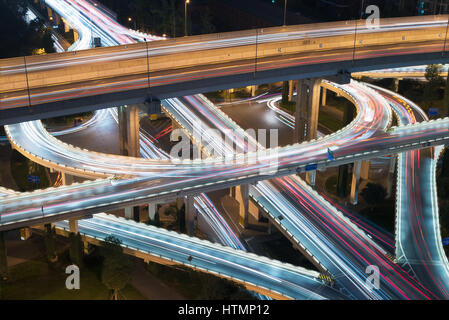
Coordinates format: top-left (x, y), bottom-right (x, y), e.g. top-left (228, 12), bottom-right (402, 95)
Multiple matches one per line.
top-left (2, 51), bottom-right (449, 126)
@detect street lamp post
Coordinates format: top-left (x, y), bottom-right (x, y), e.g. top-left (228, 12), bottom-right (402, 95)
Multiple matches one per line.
top-left (185, 0), bottom-right (190, 36)
top-left (128, 17), bottom-right (136, 30)
top-left (283, 0), bottom-right (287, 26)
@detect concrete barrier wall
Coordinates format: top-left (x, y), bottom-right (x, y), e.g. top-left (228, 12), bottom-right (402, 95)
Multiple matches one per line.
top-left (0, 17), bottom-right (447, 94)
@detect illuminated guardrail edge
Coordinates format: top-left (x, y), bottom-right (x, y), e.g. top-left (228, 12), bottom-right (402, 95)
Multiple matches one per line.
top-left (430, 145), bottom-right (449, 275)
top-left (171, 142), bottom-right (330, 274)
top-left (391, 117), bottom-right (449, 131)
top-left (248, 196), bottom-right (329, 275)
top-left (164, 79), bottom-right (387, 268)
top-left (56, 219), bottom-right (302, 299)
top-left (101, 213), bottom-right (320, 278)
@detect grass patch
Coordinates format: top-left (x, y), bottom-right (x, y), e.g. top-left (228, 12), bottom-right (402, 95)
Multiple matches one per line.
top-left (279, 100), bottom-right (296, 113)
top-left (318, 112), bottom-right (343, 132)
top-left (42, 111), bottom-right (93, 128)
top-left (10, 150), bottom-right (49, 191)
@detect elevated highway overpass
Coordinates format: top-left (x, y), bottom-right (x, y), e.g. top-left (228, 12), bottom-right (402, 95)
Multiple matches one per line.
top-left (2, 89), bottom-right (448, 232)
top-left (2, 15), bottom-right (449, 125)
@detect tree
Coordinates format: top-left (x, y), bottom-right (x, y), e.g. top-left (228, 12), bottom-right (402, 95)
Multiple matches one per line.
top-left (440, 201), bottom-right (449, 239)
top-left (424, 64), bottom-right (444, 102)
top-left (438, 177), bottom-right (449, 199)
top-left (281, 81), bottom-right (289, 105)
top-left (0, 231), bottom-right (7, 281)
top-left (69, 232), bottom-right (84, 267)
top-left (101, 236), bottom-right (132, 300)
top-left (44, 224), bottom-right (57, 262)
top-left (197, 274), bottom-right (255, 300)
top-left (441, 149), bottom-right (449, 178)
top-left (200, 7), bottom-right (216, 34)
top-left (443, 73), bottom-right (449, 117)
top-left (361, 183), bottom-right (387, 205)
top-left (0, 0), bottom-right (55, 58)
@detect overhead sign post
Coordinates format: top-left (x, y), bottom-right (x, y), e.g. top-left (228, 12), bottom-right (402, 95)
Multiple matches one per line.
top-left (327, 148), bottom-right (335, 161)
top-left (443, 238), bottom-right (449, 246)
top-left (305, 164), bottom-right (318, 171)
top-left (429, 108), bottom-right (438, 117)
top-left (27, 175), bottom-right (40, 184)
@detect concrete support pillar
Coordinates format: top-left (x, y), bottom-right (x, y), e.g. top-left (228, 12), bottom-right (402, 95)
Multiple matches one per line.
top-left (124, 207), bottom-right (132, 219)
top-left (124, 207), bottom-right (139, 222)
top-left (118, 105), bottom-right (141, 221)
top-left (62, 172), bottom-right (73, 186)
top-left (267, 219), bottom-right (272, 235)
top-left (62, 172), bottom-right (79, 234)
top-left (69, 219), bottom-right (79, 234)
top-left (360, 160), bottom-right (370, 180)
top-left (387, 156), bottom-right (397, 198)
top-left (294, 79), bottom-right (307, 142)
top-left (288, 80), bottom-right (294, 101)
top-left (73, 30), bottom-right (79, 42)
top-left (235, 184), bottom-right (249, 229)
top-left (251, 85), bottom-right (257, 97)
top-left (83, 241), bottom-right (90, 254)
top-left (321, 87), bottom-right (327, 107)
top-left (306, 170), bottom-right (316, 186)
top-left (0, 231), bottom-right (7, 280)
top-left (118, 105), bottom-right (140, 158)
top-left (393, 78), bottom-right (400, 93)
top-left (185, 196), bottom-right (196, 236)
top-left (294, 78), bottom-right (321, 143)
top-left (229, 186), bottom-right (236, 198)
top-left (47, 6), bottom-right (52, 19)
top-left (350, 161), bottom-right (362, 205)
top-left (148, 203), bottom-right (156, 220)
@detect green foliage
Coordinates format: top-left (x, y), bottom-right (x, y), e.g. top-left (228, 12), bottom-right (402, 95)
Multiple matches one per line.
top-left (281, 81), bottom-right (289, 105)
top-left (145, 262), bottom-right (256, 300)
top-left (101, 236), bottom-right (132, 300)
top-left (98, 0), bottom-right (214, 37)
top-left (0, 231), bottom-right (7, 280)
top-left (197, 276), bottom-right (256, 300)
top-left (424, 64), bottom-right (444, 102)
top-left (69, 232), bottom-right (84, 267)
top-left (337, 165), bottom-right (349, 197)
top-left (44, 224), bottom-right (57, 262)
top-left (361, 183), bottom-right (387, 205)
top-left (444, 75), bottom-right (449, 117)
top-left (437, 177), bottom-right (449, 199)
top-left (200, 7), bottom-right (216, 34)
top-left (440, 201), bottom-right (449, 239)
top-left (0, 0), bottom-right (55, 58)
top-left (10, 150), bottom-right (50, 192)
top-left (441, 149), bottom-right (449, 178)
